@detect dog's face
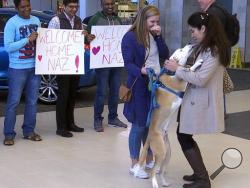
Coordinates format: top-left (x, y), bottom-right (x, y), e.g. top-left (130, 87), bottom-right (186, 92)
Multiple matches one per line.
top-left (169, 44), bottom-right (193, 66)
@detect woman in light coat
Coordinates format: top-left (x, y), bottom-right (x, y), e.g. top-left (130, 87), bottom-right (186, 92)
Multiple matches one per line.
top-left (165, 12), bottom-right (230, 188)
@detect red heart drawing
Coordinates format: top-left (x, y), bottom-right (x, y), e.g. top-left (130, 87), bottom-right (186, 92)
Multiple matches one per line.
top-left (92, 46), bottom-right (101, 55)
top-left (37, 55), bottom-right (42, 61)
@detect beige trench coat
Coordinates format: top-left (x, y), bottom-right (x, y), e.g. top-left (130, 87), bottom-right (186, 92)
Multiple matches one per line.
top-left (176, 50), bottom-right (225, 134)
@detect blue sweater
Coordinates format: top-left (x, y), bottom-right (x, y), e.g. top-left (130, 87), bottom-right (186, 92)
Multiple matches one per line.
top-left (4, 14), bottom-right (40, 69)
top-left (121, 31), bottom-right (169, 127)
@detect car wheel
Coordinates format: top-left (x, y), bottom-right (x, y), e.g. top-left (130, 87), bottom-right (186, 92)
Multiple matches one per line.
top-left (38, 75), bottom-right (58, 104)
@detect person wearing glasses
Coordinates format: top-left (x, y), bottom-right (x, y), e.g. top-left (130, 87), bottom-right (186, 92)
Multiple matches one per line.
top-left (48, 0), bottom-right (84, 137)
top-left (87, 0), bottom-right (127, 132)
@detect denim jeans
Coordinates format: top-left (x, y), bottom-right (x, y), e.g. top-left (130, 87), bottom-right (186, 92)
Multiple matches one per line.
top-left (129, 123), bottom-right (150, 159)
top-left (4, 68), bottom-right (41, 138)
top-left (94, 67), bottom-right (121, 121)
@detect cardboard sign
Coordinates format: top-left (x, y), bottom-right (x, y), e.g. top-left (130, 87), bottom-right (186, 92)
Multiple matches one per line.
top-left (35, 28), bottom-right (85, 75)
top-left (90, 25), bottom-right (131, 69)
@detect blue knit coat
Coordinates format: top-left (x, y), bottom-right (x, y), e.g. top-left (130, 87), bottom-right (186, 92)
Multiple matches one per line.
top-left (121, 31), bottom-right (169, 127)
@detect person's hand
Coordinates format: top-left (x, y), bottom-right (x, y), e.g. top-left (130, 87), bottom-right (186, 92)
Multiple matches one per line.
top-left (141, 67), bottom-right (147, 75)
top-left (164, 59), bottom-right (179, 72)
top-left (28, 32), bottom-right (38, 42)
top-left (150, 25), bottom-right (161, 36)
top-left (86, 34), bottom-right (96, 42)
top-left (82, 30), bottom-right (96, 42)
top-left (82, 30), bottom-right (88, 36)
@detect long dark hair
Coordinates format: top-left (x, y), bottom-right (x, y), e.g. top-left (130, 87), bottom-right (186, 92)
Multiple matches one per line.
top-left (188, 12), bottom-right (230, 67)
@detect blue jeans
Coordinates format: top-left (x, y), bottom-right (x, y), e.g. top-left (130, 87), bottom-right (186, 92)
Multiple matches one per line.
top-left (129, 123), bottom-right (151, 159)
top-left (94, 68), bottom-right (121, 121)
top-left (4, 68), bottom-right (41, 138)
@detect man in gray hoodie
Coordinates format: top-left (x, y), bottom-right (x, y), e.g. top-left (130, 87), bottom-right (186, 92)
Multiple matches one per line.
top-left (87, 0), bottom-right (127, 132)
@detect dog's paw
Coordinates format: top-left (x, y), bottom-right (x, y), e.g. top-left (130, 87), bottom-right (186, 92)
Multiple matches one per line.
top-left (152, 176), bottom-right (159, 188)
top-left (161, 177), bottom-right (171, 187)
top-left (162, 180), bottom-right (171, 187)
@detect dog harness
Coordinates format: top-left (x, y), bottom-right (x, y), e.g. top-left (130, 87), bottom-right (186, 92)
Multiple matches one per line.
top-left (146, 68), bottom-right (185, 127)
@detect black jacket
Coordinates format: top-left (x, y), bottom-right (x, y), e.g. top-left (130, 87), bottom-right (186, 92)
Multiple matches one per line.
top-left (58, 12), bottom-right (82, 30)
top-left (207, 2), bottom-right (227, 29)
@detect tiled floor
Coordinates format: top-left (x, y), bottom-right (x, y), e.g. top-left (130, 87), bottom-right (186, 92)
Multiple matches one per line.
top-left (0, 90), bottom-right (249, 188)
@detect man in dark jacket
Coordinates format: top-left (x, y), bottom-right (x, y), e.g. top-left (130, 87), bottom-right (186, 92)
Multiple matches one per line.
top-left (198, 0), bottom-right (227, 29)
top-left (48, 0), bottom-right (84, 137)
top-left (87, 0), bottom-right (127, 132)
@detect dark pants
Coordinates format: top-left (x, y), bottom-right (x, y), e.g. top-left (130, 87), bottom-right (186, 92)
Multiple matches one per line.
top-left (177, 125), bottom-right (196, 152)
top-left (56, 75), bottom-right (80, 131)
top-left (94, 67), bottom-right (121, 121)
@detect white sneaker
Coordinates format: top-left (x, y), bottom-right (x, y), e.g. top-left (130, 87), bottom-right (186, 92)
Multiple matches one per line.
top-left (145, 161), bottom-right (155, 169)
top-left (133, 164), bottom-right (149, 179)
top-left (129, 167), bottom-right (135, 175)
top-left (145, 161), bottom-right (160, 174)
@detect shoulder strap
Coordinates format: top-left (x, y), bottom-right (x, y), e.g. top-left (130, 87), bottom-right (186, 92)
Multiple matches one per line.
top-left (193, 45), bottom-right (202, 62)
top-left (130, 47), bottom-right (150, 89)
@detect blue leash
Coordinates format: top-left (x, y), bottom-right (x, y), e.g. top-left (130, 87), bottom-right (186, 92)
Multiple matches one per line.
top-left (146, 68), bottom-right (159, 127)
top-left (146, 68), bottom-right (184, 127)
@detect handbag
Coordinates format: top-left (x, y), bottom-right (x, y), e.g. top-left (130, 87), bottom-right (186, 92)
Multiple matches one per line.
top-left (223, 69), bottom-right (234, 94)
top-left (119, 78), bottom-right (138, 102)
top-left (119, 42), bottom-right (150, 103)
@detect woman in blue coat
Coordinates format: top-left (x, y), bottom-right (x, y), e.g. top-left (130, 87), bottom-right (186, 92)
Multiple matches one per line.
top-left (121, 5), bottom-right (169, 178)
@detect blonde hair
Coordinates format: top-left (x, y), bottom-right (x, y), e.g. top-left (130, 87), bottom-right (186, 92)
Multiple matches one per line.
top-left (130, 5), bottom-right (160, 48)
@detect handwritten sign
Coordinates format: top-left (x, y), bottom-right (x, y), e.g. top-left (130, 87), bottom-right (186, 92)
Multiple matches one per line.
top-left (35, 28), bottom-right (85, 75)
top-left (90, 25), bottom-right (131, 69)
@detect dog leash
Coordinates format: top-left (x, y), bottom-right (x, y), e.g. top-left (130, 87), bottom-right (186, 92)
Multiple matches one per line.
top-left (146, 68), bottom-right (159, 127)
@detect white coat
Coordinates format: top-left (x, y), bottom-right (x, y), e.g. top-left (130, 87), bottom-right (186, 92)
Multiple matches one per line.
top-left (176, 49), bottom-right (225, 134)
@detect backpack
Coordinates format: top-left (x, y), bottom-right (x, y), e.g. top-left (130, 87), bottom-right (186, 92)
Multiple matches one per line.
top-left (216, 5), bottom-right (240, 46)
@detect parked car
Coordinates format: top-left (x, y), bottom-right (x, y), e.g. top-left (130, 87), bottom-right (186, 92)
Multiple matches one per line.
top-left (0, 8), bottom-right (96, 104)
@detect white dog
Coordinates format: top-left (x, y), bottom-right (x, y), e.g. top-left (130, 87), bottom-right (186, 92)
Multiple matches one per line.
top-left (133, 44), bottom-right (202, 188)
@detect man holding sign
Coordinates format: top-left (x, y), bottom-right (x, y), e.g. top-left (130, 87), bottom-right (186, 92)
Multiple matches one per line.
top-left (48, 0), bottom-right (84, 137)
top-left (3, 0), bottom-right (42, 145)
top-left (87, 0), bottom-right (127, 132)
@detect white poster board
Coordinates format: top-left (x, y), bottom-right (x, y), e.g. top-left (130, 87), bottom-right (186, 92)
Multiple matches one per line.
top-left (35, 28), bottom-right (85, 75)
top-left (90, 25), bottom-right (131, 69)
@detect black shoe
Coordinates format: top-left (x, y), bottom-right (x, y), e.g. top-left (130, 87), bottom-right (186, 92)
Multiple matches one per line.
top-left (68, 124), bottom-right (84, 132)
top-left (3, 137), bottom-right (15, 146)
top-left (108, 117), bottom-right (127, 128)
top-left (183, 144), bottom-right (211, 188)
top-left (183, 174), bottom-right (197, 182)
top-left (56, 130), bottom-right (73, 137)
top-left (94, 119), bottom-right (104, 132)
